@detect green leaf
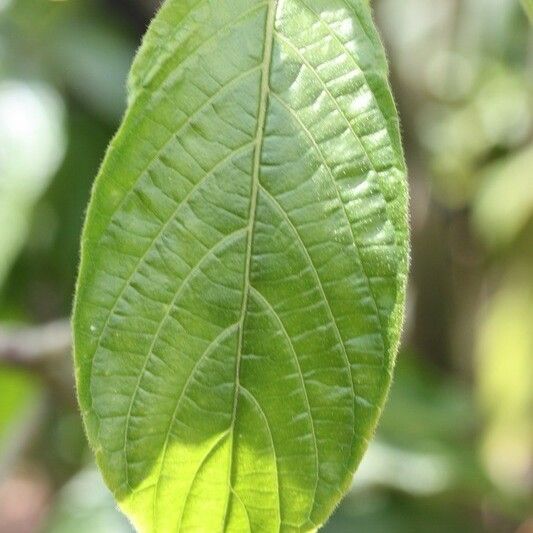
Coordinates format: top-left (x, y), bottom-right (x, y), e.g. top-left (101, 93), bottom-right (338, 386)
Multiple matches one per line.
top-left (0, 368), bottom-right (37, 447)
top-left (73, 0), bottom-right (409, 531)
top-left (521, 0), bottom-right (533, 22)
top-left (472, 146), bottom-right (533, 250)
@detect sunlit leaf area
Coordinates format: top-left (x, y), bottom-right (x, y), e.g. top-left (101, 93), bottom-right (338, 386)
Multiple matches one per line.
top-left (0, 0), bottom-right (531, 531)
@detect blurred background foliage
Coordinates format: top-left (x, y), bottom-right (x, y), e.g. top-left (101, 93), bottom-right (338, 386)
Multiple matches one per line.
top-left (0, 0), bottom-right (531, 531)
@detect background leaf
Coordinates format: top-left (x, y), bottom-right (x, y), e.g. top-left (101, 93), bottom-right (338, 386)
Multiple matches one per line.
top-left (73, 0), bottom-right (408, 531)
top-left (0, 80), bottom-right (66, 290)
top-left (521, 0), bottom-right (533, 21)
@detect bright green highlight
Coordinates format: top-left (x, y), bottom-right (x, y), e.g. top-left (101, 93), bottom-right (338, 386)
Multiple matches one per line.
top-left (73, 0), bottom-right (409, 531)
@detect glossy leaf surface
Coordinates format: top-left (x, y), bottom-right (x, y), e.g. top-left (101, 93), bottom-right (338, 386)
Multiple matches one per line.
top-left (73, 0), bottom-right (409, 530)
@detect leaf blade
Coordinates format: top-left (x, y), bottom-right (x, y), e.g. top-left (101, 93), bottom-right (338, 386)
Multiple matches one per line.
top-left (73, 0), bottom-right (409, 531)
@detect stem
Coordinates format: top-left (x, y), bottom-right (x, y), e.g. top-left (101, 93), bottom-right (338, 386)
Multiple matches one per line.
top-left (0, 320), bottom-right (75, 405)
top-left (0, 320), bottom-right (71, 368)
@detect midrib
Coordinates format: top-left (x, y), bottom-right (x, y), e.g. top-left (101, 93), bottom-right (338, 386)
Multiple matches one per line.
top-left (222, 0), bottom-right (279, 529)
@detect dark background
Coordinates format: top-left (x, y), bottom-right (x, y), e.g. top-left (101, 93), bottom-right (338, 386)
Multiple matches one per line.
top-left (0, 0), bottom-right (531, 531)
